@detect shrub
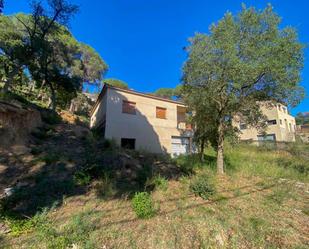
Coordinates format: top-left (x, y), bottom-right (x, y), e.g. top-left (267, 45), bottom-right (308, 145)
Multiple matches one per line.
top-left (41, 153), bottom-right (60, 164)
top-left (73, 171), bottom-right (91, 186)
top-left (41, 110), bottom-right (62, 125)
top-left (132, 192), bottom-right (156, 219)
top-left (190, 175), bottom-right (215, 200)
top-left (150, 175), bottom-right (168, 191)
top-left (95, 173), bottom-right (116, 198)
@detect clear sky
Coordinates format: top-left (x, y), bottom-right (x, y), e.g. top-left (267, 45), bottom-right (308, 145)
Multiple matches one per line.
top-left (4, 0), bottom-right (308, 115)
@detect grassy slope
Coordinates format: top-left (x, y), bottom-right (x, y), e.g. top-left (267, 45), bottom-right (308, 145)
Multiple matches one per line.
top-left (1, 132), bottom-right (308, 248)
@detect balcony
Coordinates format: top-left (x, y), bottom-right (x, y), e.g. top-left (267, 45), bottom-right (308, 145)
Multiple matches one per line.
top-left (177, 106), bottom-right (192, 131)
top-left (177, 121), bottom-right (192, 130)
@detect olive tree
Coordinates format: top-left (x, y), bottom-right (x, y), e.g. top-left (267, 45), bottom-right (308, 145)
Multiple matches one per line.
top-left (182, 5), bottom-right (304, 174)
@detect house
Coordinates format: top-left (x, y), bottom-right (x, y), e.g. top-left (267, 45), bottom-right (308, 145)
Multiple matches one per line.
top-left (90, 84), bottom-right (193, 156)
top-left (296, 125), bottom-right (309, 143)
top-left (236, 102), bottom-right (296, 142)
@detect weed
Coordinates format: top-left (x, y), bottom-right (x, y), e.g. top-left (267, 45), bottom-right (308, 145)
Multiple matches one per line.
top-left (190, 174), bottom-right (216, 200)
top-left (34, 211), bottom-right (97, 249)
top-left (41, 153), bottom-right (61, 164)
top-left (150, 175), bottom-right (168, 191)
top-left (95, 173), bottom-right (116, 199)
top-left (41, 110), bottom-right (62, 125)
top-left (132, 192), bottom-right (156, 219)
top-left (73, 171), bottom-right (91, 186)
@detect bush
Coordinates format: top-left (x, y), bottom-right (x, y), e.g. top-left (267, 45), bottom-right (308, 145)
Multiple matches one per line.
top-left (41, 110), bottom-right (61, 125)
top-left (132, 192), bottom-right (156, 219)
top-left (150, 175), bottom-right (168, 191)
top-left (95, 173), bottom-right (115, 198)
top-left (73, 171), bottom-right (91, 186)
top-left (190, 175), bottom-right (215, 200)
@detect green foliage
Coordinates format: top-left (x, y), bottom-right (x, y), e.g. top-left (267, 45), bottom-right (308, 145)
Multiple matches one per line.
top-left (132, 192), bottom-right (156, 219)
top-left (73, 171), bottom-right (91, 186)
top-left (94, 173), bottom-right (116, 199)
top-left (35, 211), bottom-right (97, 249)
top-left (295, 112), bottom-right (309, 125)
top-left (41, 110), bottom-right (62, 125)
top-left (2, 209), bottom-right (49, 236)
top-left (0, 1), bottom-right (108, 110)
top-left (41, 153), bottom-right (61, 164)
top-left (104, 78), bottom-right (128, 89)
top-left (182, 4), bottom-right (304, 173)
top-left (150, 175), bottom-right (168, 191)
top-left (154, 84), bottom-right (183, 99)
top-left (190, 175), bottom-right (216, 199)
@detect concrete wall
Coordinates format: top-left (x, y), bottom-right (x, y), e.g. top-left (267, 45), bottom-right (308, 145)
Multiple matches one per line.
top-left (237, 103), bottom-right (296, 142)
top-left (90, 90), bottom-right (107, 128)
top-left (92, 87), bottom-right (187, 154)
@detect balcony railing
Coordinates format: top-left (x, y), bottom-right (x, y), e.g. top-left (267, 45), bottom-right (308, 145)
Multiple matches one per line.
top-left (177, 121), bottom-right (192, 130)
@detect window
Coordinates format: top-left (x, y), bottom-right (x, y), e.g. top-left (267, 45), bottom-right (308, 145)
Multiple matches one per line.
top-left (257, 134), bottom-right (276, 141)
top-left (282, 107), bottom-right (287, 113)
top-left (121, 138), bottom-right (135, 149)
top-left (156, 107), bottom-right (167, 119)
top-left (267, 120), bottom-right (277, 125)
top-left (280, 119), bottom-right (282, 125)
top-left (239, 123), bottom-right (247, 130)
top-left (289, 123), bottom-right (292, 132)
top-left (122, 100), bottom-right (136, 114)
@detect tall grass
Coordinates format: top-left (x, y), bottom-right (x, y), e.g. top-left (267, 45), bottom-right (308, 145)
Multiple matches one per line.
top-left (223, 143), bottom-right (309, 181)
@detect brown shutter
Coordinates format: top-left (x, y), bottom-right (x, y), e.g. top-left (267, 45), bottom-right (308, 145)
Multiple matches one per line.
top-left (122, 100), bottom-right (136, 114)
top-left (156, 107), bottom-right (166, 119)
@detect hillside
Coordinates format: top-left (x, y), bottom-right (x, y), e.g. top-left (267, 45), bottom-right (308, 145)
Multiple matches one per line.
top-left (0, 106), bottom-right (308, 248)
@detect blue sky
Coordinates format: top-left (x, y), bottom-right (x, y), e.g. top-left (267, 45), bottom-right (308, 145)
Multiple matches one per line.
top-left (4, 0), bottom-right (308, 115)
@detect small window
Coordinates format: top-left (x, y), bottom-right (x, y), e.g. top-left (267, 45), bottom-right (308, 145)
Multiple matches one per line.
top-left (156, 107), bottom-right (167, 119)
top-left (289, 123), bottom-right (292, 131)
top-left (267, 120), bottom-right (277, 125)
top-left (122, 100), bottom-right (136, 115)
top-left (240, 123), bottom-right (247, 130)
top-left (280, 119), bottom-right (282, 125)
top-left (121, 138), bottom-right (135, 149)
top-left (257, 134), bottom-right (276, 141)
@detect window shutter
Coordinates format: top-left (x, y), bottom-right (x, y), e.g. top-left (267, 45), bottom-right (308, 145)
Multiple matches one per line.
top-left (122, 101), bottom-right (136, 114)
top-left (156, 107), bottom-right (166, 119)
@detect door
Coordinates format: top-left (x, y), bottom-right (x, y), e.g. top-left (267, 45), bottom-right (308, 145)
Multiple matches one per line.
top-left (171, 136), bottom-right (190, 157)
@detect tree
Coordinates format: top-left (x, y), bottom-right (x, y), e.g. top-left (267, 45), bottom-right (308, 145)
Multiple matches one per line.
top-left (154, 88), bottom-right (174, 99)
top-left (154, 84), bottom-right (183, 99)
top-left (0, 15), bottom-right (25, 92)
top-left (182, 4), bottom-right (304, 174)
top-left (104, 78), bottom-right (128, 89)
top-left (0, 1), bottom-right (108, 110)
top-left (296, 112), bottom-right (309, 125)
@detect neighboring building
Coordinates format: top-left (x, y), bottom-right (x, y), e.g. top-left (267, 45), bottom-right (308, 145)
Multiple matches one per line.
top-left (296, 125), bottom-right (309, 143)
top-left (236, 102), bottom-right (296, 142)
top-left (90, 84), bottom-right (193, 156)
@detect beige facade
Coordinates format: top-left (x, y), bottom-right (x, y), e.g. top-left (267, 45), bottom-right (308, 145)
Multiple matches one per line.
top-left (296, 125), bottom-right (309, 143)
top-left (236, 102), bottom-right (296, 142)
top-left (90, 85), bottom-right (193, 154)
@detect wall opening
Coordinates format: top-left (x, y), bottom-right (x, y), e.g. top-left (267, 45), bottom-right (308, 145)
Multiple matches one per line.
top-left (121, 138), bottom-right (136, 149)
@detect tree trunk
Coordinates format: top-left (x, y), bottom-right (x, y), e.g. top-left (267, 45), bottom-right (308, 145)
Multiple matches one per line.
top-left (217, 122), bottom-right (224, 174)
top-left (1, 79), bottom-right (9, 93)
top-left (200, 139), bottom-right (205, 162)
top-left (47, 81), bottom-right (56, 111)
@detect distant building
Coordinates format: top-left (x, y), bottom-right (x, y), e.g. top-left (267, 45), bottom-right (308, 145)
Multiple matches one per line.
top-left (296, 125), bottom-right (309, 143)
top-left (235, 102), bottom-right (296, 142)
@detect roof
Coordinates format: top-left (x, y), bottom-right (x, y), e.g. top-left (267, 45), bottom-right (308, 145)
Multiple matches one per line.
top-left (90, 84), bottom-right (186, 116)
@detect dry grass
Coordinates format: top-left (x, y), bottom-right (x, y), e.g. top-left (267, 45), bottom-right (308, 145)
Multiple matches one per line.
top-left (2, 143), bottom-right (309, 249)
